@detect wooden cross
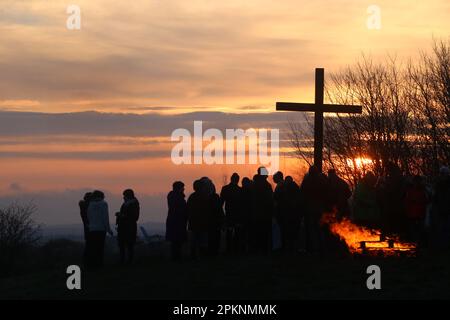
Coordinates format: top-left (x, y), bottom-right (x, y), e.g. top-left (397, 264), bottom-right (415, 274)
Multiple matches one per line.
top-left (276, 68), bottom-right (362, 172)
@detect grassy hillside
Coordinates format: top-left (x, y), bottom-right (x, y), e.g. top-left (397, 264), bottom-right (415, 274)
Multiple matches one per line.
top-left (1, 239), bottom-right (449, 300)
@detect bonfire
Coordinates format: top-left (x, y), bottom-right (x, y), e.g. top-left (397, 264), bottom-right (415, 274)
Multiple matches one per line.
top-left (321, 212), bottom-right (416, 256)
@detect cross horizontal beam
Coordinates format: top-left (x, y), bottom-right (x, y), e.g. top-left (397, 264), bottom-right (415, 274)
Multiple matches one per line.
top-left (276, 102), bottom-right (362, 114)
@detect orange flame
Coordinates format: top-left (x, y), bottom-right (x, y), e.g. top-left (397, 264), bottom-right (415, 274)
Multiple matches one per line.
top-left (321, 213), bottom-right (415, 255)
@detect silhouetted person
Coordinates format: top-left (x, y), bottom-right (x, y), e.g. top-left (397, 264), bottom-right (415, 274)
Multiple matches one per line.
top-left (79, 192), bottom-right (92, 265)
top-left (285, 176), bottom-right (297, 186)
top-left (116, 189), bottom-right (140, 265)
top-left (86, 190), bottom-right (113, 269)
top-left (250, 167), bottom-right (274, 254)
top-left (240, 177), bottom-right (254, 253)
top-left (166, 181), bottom-right (188, 261)
top-left (432, 166), bottom-right (450, 249)
top-left (284, 176), bottom-right (304, 252)
top-left (300, 165), bottom-right (328, 254)
top-left (201, 177), bottom-right (224, 256)
top-left (220, 173), bottom-right (243, 254)
top-left (353, 172), bottom-right (381, 229)
top-left (378, 162), bottom-right (406, 235)
top-left (277, 174), bottom-right (302, 253)
top-left (327, 169), bottom-right (351, 219)
top-left (404, 175), bottom-right (429, 245)
top-left (187, 179), bottom-right (210, 258)
top-left (79, 192), bottom-right (92, 241)
top-left (273, 171), bottom-right (287, 251)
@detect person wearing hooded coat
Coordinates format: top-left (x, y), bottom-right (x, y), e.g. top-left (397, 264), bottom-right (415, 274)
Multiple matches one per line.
top-left (250, 167), bottom-right (274, 254)
top-left (187, 179), bottom-right (210, 258)
top-left (116, 189), bottom-right (140, 264)
top-left (201, 177), bottom-right (224, 256)
top-left (166, 181), bottom-right (188, 260)
top-left (300, 165), bottom-right (328, 254)
top-left (220, 172), bottom-right (243, 254)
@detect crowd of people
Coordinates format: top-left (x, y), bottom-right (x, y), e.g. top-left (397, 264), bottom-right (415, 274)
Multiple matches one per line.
top-left (352, 164), bottom-right (450, 247)
top-left (165, 164), bottom-right (450, 260)
top-left (79, 163), bottom-right (450, 266)
top-left (165, 166), bottom-right (351, 260)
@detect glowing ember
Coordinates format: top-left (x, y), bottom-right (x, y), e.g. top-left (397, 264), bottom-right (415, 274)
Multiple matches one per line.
top-left (321, 213), bottom-right (416, 255)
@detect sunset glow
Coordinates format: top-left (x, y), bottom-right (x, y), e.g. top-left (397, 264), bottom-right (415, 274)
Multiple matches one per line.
top-left (0, 0), bottom-right (448, 225)
top-left (346, 157), bottom-right (374, 170)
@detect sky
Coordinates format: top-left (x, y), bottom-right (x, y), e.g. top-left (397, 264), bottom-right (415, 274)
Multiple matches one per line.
top-left (0, 0), bottom-right (448, 225)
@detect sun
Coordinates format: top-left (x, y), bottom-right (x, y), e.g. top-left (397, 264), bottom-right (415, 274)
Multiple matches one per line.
top-left (346, 157), bottom-right (373, 169)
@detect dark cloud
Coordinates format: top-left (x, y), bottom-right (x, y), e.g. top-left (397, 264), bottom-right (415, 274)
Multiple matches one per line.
top-left (0, 110), bottom-right (308, 137)
top-left (0, 110), bottom-right (307, 160)
top-left (0, 150), bottom-right (168, 160)
top-left (8, 182), bottom-right (23, 192)
top-left (238, 106), bottom-right (266, 111)
top-left (126, 106), bottom-right (179, 111)
top-left (0, 135), bottom-right (165, 146)
top-left (0, 4), bottom-right (44, 26)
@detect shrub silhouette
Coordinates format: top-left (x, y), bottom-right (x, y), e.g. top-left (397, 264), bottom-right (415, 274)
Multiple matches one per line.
top-left (0, 202), bottom-right (41, 274)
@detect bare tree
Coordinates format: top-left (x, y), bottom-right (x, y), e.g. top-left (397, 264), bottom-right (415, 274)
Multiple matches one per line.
top-left (287, 119), bottom-right (314, 166)
top-left (0, 202), bottom-right (41, 272)
top-left (407, 39), bottom-right (450, 175)
top-left (288, 39), bottom-right (450, 186)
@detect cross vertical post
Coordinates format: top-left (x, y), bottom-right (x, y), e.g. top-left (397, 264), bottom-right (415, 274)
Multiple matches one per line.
top-left (314, 68), bottom-right (324, 172)
top-left (276, 67), bottom-right (362, 173)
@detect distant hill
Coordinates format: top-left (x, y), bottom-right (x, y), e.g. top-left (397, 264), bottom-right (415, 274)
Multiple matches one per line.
top-left (41, 221), bottom-right (165, 243)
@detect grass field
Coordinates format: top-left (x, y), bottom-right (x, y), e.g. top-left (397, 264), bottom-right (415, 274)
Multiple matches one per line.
top-left (1, 239), bottom-right (449, 300)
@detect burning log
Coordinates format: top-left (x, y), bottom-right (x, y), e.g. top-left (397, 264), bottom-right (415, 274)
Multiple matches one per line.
top-left (321, 213), bottom-right (416, 256)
